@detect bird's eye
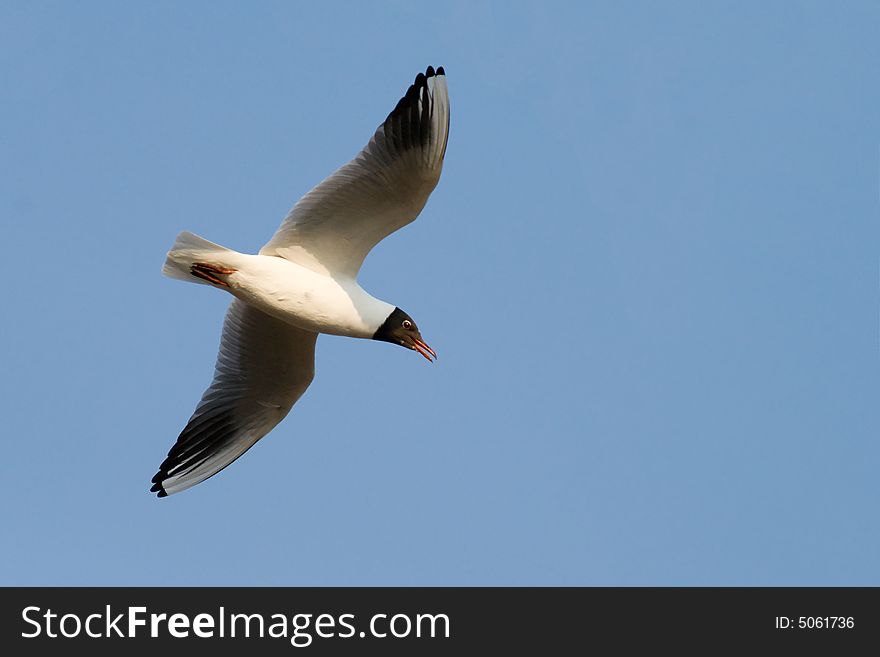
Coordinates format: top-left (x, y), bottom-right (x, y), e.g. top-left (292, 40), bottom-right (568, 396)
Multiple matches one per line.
top-left (402, 319), bottom-right (413, 330)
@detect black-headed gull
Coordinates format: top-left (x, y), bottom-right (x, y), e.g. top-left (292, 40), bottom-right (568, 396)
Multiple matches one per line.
top-left (151, 66), bottom-right (449, 497)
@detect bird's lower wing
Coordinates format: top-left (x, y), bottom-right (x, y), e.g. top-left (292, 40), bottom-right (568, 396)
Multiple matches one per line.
top-left (151, 299), bottom-right (318, 497)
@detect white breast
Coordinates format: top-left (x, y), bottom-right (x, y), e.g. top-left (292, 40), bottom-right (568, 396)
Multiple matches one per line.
top-left (225, 254), bottom-right (393, 338)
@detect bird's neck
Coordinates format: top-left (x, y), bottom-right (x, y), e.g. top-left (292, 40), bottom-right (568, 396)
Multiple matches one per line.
top-left (339, 279), bottom-right (396, 338)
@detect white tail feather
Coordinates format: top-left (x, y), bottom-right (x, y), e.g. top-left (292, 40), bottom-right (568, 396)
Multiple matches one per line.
top-left (163, 231), bottom-right (234, 285)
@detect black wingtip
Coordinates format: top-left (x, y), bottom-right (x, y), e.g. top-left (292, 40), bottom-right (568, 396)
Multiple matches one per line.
top-left (383, 66), bottom-right (445, 149)
top-left (150, 478), bottom-right (167, 497)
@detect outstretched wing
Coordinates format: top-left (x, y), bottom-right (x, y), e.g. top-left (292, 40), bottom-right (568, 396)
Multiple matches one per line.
top-left (260, 66), bottom-right (450, 279)
top-left (151, 300), bottom-right (317, 497)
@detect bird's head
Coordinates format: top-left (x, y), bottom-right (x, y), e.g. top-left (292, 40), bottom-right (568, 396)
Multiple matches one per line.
top-left (372, 307), bottom-right (436, 362)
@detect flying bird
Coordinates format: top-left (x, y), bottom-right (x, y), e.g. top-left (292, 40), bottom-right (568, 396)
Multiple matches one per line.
top-left (151, 66), bottom-right (449, 497)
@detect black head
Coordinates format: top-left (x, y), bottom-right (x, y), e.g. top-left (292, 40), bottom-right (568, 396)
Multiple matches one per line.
top-left (372, 307), bottom-right (437, 362)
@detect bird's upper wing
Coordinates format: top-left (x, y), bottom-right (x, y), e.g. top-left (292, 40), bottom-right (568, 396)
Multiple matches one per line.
top-left (259, 66), bottom-right (450, 279)
top-left (151, 299), bottom-right (317, 497)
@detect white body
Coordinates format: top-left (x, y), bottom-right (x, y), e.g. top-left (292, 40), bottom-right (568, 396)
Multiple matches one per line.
top-left (216, 250), bottom-right (394, 338)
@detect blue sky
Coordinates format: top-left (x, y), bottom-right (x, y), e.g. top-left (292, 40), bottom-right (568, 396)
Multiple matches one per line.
top-left (1, 1), bottom-right (878, 585)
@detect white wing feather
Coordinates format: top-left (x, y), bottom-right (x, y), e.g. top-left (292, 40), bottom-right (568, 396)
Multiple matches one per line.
top-left (151, 300), bottom-right (317, 496)
top-left (260, 67), bottom-right (450, 278)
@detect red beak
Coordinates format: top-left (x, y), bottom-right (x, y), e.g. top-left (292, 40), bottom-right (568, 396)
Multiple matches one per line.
top-left (412, 338), bottom-right (437, 362)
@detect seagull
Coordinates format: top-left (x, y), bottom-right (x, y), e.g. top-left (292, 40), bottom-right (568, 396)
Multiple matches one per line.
top-left (151, 66), bottom-right (449, 497)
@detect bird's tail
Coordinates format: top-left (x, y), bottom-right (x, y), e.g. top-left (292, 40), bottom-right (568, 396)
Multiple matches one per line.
top-left (162, 231), bottom-right (237, 286)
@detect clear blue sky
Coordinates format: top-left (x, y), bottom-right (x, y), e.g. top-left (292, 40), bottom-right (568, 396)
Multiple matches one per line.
top-left (1, 1), bottom-right (878, 585)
